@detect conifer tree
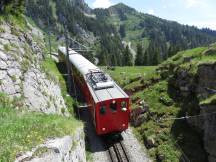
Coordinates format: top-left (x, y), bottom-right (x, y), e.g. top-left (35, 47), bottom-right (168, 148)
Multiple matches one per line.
top-left (135, 43), bottom-right (143, 66)
top-left (119, 24), bottom-right (126, 38)
top-left (143, 51), bottom-right (148, 65)
top-left (123, 45), bottom-right (133, 66)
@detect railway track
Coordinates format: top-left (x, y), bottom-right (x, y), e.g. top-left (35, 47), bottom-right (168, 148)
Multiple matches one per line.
top-left (107, 141), bottom-right (130, 162)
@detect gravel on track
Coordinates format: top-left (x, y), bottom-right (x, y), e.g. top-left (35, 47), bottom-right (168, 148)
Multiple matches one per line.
top-left (80, 108), bottom-right (152, 162)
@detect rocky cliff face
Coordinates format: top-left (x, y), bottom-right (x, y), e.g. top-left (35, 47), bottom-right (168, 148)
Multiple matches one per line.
top-left (0, 20), bottom-right (67, 115)
top-left (0, 17), bottom-right (86, 161)
top-left (198, 63), bottom-right (216, 162)
top-left (159, 47), bottom-right (216, 162)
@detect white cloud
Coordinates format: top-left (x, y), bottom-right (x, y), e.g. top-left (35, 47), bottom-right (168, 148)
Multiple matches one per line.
top-left (162, 5), bottom-right (167, 9)
top-left (147, 9), bottom-right (155, 15)
top-left (185, 0), bottom-right (205, 8)
top-left (92, 0), bottom-right (113, 8)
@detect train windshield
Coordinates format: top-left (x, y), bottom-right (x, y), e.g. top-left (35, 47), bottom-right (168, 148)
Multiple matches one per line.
top-left (110, 100), bottom-right (117, 112)
top-left (100, 105), bottom-right (106, 115)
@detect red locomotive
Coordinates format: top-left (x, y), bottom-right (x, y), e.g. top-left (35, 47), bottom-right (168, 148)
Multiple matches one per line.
top-left (58, 47), bottom-right (130, 135)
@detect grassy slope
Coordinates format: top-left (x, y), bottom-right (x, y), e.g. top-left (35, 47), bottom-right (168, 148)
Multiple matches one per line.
top-left (103, 66), bottom-right (157, 86)
top-left (160, 44), bottom-right (216, 105)
top-left (161, 46), bottom-right (216, 76)
top-left (106, 64), bottom-right (210, 161)
top-left (0, 93), bottom-right (81, 161)
top-left (107, 12), bottom-right (149, 49)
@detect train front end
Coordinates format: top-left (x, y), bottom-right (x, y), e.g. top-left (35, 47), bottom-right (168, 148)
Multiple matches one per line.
top-left (87, 71), bottom-right (130, 135)
top-left (95, 97), bottom-right (130, 135)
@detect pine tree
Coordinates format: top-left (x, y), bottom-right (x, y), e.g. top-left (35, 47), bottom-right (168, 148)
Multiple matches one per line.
top-left (143, 51), bottom-right (148, 65)
top-left (152, 49), bottom-right (160, 65)
top-left (119, 24), bottom-right (126, 38)
top-left (123, 45), bottom-right (133, 66)
top-left (135, 43), bottom-right (143, 66)
top-left (0, 0), bottom-right (25, 14)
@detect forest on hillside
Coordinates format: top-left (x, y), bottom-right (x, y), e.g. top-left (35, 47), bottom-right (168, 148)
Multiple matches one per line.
top-left (0, 0), bottom-right (25, 14)
top-left (94, 3), bottom-right (216, 65)
top-left (1, 0), bottom-right (216, 66)
top-left (26, 0), bottom-right (131, 66)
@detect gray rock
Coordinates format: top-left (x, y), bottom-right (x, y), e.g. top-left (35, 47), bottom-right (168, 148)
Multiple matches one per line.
top-left (0, 50), bottom-right (7, 61)
top-left (0, 38), bottom-right (10, 45)
top-left (1, 32), bottom-right (18, 41)
top-left (1, 76), bottom-right (16, 95)
top-left (23, 68), bottom-right (67, 115)
top-left (201, 105), bottom-right (216, 162)
top-left (15, 128), bottom-right (86, 162)
top-left (7, 68), bottom-right (22, 77)
top-left (197, 63), bottom-right (216, 98)
top-left (146, 136), bottom-right (156, 148)
top-left (0, 60), bottom-right (7, 69)
top-left (0, 70), bottom-right (7, 80)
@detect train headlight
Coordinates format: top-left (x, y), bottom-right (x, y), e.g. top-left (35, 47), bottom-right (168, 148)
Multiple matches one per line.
top-left (121, 101), bottom-right (127, 112)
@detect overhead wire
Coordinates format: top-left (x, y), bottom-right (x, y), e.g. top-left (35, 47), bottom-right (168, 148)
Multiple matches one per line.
top-left (157, 111), bottom-right (216, 122)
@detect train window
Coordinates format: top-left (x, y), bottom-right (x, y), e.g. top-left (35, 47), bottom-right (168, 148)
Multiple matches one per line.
top-left (121, 101), bottom-right (127, 112)
top-left (100, 106), bottom-right (106, 115)
top-left (110, 100), bottom-right (117, 112)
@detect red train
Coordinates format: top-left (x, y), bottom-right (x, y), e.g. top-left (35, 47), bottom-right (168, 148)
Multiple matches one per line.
top-left (58, 47), bottom-right (130, 135)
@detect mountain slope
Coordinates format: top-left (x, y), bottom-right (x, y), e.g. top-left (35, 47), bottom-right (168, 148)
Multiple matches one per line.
top-left (26, 0), bottom-right (125, 66)
top-left (94, 3), bottom-right (216, 65)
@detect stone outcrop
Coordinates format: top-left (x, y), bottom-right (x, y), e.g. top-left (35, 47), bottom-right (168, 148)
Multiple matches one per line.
top-left (197, 63), bottom-right (216, 99)
top-left (197, 63), bottom-right (216, 162)
top-left (15, 128), bottom-right (86, 162)
top-left (200, 104), bottom-right (216, 162)
top-left (162, 61), bottom-right (216, 162)
top-left (0, 20), bottom-right (67, 115)
top-left (23, 68), bottom-right (66, 114)
top-left (130, 99), bottom-right (150, 127)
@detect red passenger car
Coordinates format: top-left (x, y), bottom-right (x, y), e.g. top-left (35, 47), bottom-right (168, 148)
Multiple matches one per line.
top-left (58, 47), bottom-right (130, 135)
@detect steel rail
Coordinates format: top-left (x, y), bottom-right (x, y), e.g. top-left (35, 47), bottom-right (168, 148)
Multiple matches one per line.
top-left (108, 141), bottom-right (130, 162)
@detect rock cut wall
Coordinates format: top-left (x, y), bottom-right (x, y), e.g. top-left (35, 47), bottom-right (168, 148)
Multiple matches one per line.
top-left (0, 20), bottom-right (67, 115)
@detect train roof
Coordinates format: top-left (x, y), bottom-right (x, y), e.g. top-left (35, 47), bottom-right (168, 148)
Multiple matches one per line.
top-left (58, 47), bottom-right (100, 76)
top-left (58, 46), bottom-right (129, 103)
top-left (88, 82), bottom-right (129, 103)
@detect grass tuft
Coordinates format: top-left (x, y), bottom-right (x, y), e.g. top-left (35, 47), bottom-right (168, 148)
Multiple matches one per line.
top-left (0, 92), bottom-right (81, 161)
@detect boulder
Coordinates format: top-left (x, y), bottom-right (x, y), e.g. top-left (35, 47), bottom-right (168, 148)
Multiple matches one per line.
top-left (130, 101), bottom-right (149, 127)
top-left (146, 136), bottom-right (156, 148)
